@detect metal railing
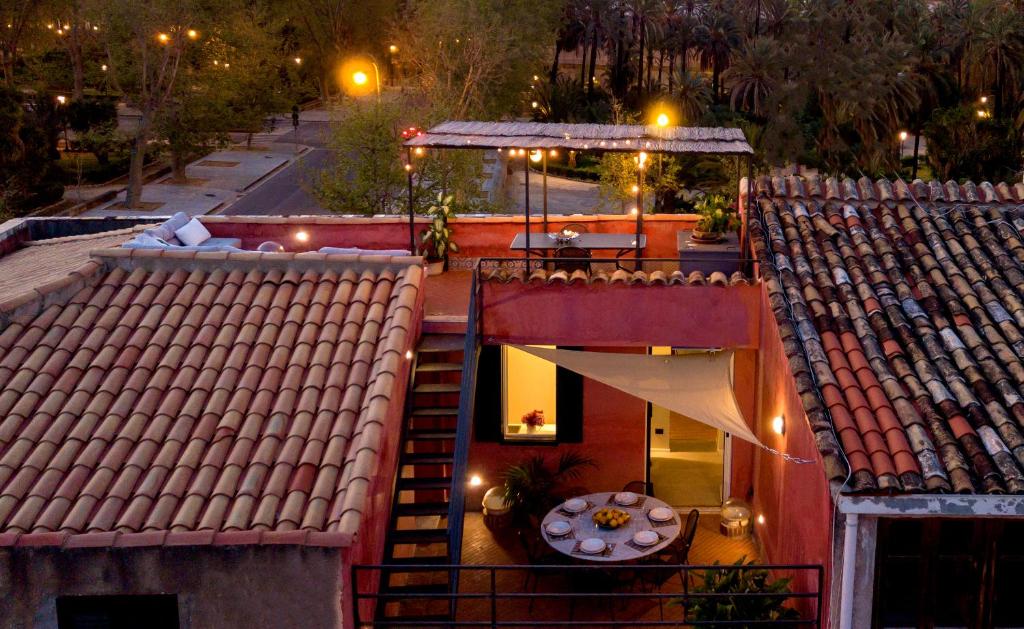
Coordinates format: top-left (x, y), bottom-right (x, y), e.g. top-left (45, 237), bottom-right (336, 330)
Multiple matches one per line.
top-left (444, 269), bottom-right (483, 613)
top-left (476, 256), bottom-right (758, 278)
top-left (353, 562), bottom-right (824, 627)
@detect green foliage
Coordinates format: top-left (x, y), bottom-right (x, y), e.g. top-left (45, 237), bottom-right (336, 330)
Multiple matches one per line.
top-left (683, 557), bottom-right (801, 627)
top-left (924, 105), bottom-right (1021, 182)
top-left (419, 193), bottom-right (459, 262)
top-left (316, 101), bottom-right (406, 215)
top-left (597, 151), bottom-right (652, 212)
top-left (501, 451), bottom-right (596, 521)
top-left (0, 88), bottom-right (64, 217)
top-left (694, 193), bottom-right (738, 234)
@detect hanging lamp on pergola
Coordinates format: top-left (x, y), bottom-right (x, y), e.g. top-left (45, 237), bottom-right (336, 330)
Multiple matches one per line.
top-left (401, 121), bottom-right (754, 265)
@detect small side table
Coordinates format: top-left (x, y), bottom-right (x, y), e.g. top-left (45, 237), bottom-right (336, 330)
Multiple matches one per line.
top-left (677, 231), bottom-right (741, 276)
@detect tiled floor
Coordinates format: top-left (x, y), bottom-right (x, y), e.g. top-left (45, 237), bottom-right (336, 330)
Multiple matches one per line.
top-left (445, 511), bottom-right (761, 626)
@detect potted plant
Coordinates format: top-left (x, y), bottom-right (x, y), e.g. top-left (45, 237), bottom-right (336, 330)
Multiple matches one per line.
top-left (419, 192), bottom-right (459, 274)
top-left (501, 452), bottom-right (596, 524)
top-left (680, 556), bottom-right (801, 626)
top-left (692, 193), bottom-right (739, 243)
top-left (521, 409), bottom-right (545, 434)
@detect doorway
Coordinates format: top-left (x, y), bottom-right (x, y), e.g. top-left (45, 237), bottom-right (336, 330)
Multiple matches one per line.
top-left (647, 347), bottom-right (727, 508)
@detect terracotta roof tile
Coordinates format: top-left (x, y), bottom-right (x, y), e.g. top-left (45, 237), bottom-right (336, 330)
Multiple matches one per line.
top-left (0, 250), bottom-right (422, 547)
top-left (752, 175), bottom-right (1024, 494)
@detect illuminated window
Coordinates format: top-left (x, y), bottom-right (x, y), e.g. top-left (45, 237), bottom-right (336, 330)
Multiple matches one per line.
top-left (502, 345), bottom-right (557, 441)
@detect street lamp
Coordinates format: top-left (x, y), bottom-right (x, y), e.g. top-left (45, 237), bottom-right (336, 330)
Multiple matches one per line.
top-left (656, 113), bottom-right (670, 127)
top-left (341, 56), bottom-right (382, 102)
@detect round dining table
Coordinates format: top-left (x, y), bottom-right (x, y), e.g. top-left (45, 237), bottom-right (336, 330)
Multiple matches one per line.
top-left (540, 491), bottom-right (681, 562)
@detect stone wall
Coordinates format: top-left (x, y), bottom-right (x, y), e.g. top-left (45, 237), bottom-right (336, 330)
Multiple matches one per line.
top-left (1, 544), bottom-right (343, 629)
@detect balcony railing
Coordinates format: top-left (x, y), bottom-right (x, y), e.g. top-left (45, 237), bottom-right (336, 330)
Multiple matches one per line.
top-left (353, 562), bottom-right (824, 627)
top-left (476, 257), bottom-right (758, 280)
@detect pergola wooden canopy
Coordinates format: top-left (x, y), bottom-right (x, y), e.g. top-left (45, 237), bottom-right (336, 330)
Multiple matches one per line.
top-left (402, 120), bottom-right (755, 263)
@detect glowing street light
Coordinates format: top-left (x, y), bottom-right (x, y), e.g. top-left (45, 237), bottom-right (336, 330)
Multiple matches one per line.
top-left (656, 112), bottom-right (670, 127)
top-left (187, 29), bottom-right (199, 40)
top-left (980, 95), bottom-right (988, 104)
top-left (294, 57), bottom-right (302, 65)
top-left (157, 32), bottom-right (170, 44)
top-left (352, 70), bottom-right (368, 86)
top-left (389, 44), bottom-right (398, 54)
top-left (898, 130), bottom-right (908, 141)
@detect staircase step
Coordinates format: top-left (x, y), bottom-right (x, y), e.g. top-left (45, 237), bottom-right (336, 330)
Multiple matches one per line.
top-left (415, 362), bottom-right (463, 373)
top-left (413, 383), bottom-right (461, 394)
top-left (402, 452), bottom-right (454, 466)
top-left (383, 554), bottom-right (451, 566)
top-left (389, 528), bottom-right (449, 545)
top-left (407, 429), bottom-right (456, 441)
top-left (418, 335), bottom-right (465, 353)
top-left (394, 502), bottom-right (450, 517)
top-left (371, 614), bottom-right (451, 626)
top-left (411, 407), bottom-right (458, 416)
top-left (397, 476), bottom-right (452, 490)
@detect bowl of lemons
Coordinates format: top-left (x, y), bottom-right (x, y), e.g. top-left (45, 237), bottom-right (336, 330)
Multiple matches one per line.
top-left (592, 507), bottom-right (631, 530)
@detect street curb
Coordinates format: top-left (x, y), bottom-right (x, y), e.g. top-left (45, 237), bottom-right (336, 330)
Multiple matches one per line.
top-left (212, 146), bottom-right (313, 215)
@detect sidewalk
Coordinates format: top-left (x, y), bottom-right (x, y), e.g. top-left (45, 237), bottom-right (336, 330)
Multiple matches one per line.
top-left (82, 148), bottom-right (302, 218)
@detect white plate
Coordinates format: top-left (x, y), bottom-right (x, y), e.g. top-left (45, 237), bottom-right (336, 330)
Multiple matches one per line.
top-left (546, 520), bottom-right (572, 537)
top-left (633, 530), bottom-right (659, 546)
top-left (580, 538), bottom-right (606, 554)
top-left (614, 491), bottom-right (638, 506)
top-left (649, 507), bottom-right (675, 522)
top-left (563, 498), bottom-right (588, 513)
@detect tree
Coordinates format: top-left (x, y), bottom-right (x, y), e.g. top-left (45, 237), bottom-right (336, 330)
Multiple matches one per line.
top-left (0, 0), bottom-right (42, 87)
top-left (969, 1), bottom-right (1024, 119)
top-left (722, 37), bottom-right (781, 118)
top-left (315, 101), bottom-right (405, 215)
top-left (695, 5), bottom-right (740, 103)
top-left (100, 0), bottom-right (211, 207)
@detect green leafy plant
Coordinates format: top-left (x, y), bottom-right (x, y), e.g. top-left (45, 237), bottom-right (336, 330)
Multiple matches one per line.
top-left (420, 192), bottom-right (459, 265)
top-left (693, 193), bottom-right (739, 236)
top-left (682, 557), bottom-right (801, 627)
top-left (501, 451), bottom-right (596, 522)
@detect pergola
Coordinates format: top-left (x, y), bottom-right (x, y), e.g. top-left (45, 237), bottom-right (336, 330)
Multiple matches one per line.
top-left (402, 121), bottom-right (754, 264)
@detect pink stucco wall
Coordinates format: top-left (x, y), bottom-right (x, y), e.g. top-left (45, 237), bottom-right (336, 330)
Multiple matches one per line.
top-left (480, 282), bottom-right (762, 348)
top-left (751, 283), bottom-right (834, 621)
top-left (340, 280), bottom-right (425, 629)
top-left (201, 214), bottom-right (697, 260)
top-left (467, 347), bottom-right (649, 499)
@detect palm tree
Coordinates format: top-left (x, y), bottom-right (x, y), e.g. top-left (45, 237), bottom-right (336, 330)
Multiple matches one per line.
top-left (969, 1), bottom-right (1024, 119)
top-left (663, 4), bottom-right (698, 96)
top-left (723, 37), bottom-right (782, 118)
top-left (627, 0), bottom-right (663, 96)
top-left (673, 70), bottom-right (712, 124)
top-left (695, 5), bottom-right (741, 103)
top-left (552, 2), bottom-right (588, 84)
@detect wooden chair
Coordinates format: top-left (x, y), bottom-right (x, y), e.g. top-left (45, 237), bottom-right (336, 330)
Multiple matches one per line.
top-left (516, 515), bottom-right (564, 611)
top-left (621, 480), bottom-right (650, 496)
top-left (554, 246), bottom-right (591, 273)
top-left (641, 509), bottom-right (701, 620)
top-left (560, 222), bottom-right (589, 234)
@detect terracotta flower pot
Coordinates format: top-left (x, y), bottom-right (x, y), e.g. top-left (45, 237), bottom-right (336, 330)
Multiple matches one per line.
top-left (425, 260), bottom-right (445, 276)
top-left (692, 229), bottom-right (725, 244)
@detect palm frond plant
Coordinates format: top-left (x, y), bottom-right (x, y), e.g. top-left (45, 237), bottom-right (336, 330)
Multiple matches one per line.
top-left (419, 192), bottom-right (459, 271)
top-left (692, 193), bottom-right (738, 242)
top-left (681, 556), bottom-right (801, 627)
top-left (501, 451), bottom-right (596, 523)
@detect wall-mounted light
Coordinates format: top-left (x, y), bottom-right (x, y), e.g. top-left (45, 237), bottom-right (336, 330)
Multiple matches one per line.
top-left (530, 150), bottom-right (543, 163)
top-left (295, 230), bottom-right (310, 243)
top-left (757, 514), bottom-right (765, 525)
top-left (771, 415), bottom-right (785, 435)
top-left (469, 475), bottom-right (482, 487)
top-left (405, 350), bottom-right (413, 360)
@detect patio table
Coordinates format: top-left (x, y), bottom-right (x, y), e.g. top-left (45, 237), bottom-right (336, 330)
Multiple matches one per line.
top-left (540, 491), bottom-right (681, 563)
top-left (510, 233), bottom-right (646, 258)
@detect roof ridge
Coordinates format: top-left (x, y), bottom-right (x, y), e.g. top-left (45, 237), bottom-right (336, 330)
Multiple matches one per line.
top-left (0, 259), bottom-right (105, 324)
top-left (90, 247), bottom-right (425, 275)
top-left (23, 225), bottom-right (152, 247)
top-left (756, 174), bottom-right (1024, 204)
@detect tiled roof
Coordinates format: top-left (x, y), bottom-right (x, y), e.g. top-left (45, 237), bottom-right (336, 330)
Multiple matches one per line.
top-left (0, 248), bottom-right (423, 547)
top-left (0, 226), bottom-right (146, 305)
top-left (751, 175), bottom-right (1024, 495)
top-left (482, 268), bottom-right (750, 286)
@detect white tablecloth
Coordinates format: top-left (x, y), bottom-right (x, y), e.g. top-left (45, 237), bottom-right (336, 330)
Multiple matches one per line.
top-left (540, 491), bottom-right (681, 562)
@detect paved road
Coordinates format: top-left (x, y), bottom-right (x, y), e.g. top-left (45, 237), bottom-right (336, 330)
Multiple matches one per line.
top-left (222, 148), bottom-right (332, 216)
top-left (222, 121), bottom-right (333, 216)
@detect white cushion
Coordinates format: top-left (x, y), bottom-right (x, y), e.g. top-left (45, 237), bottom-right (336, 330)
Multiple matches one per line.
top-left (174, 218), bottom-right (212, 247)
